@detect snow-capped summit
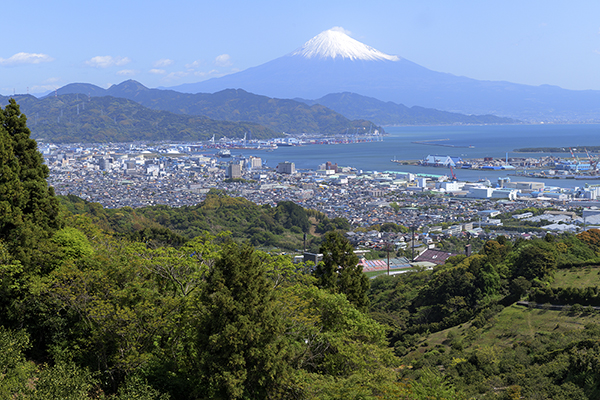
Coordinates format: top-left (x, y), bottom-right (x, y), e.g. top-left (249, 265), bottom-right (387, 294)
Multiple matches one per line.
top-left (166, 28), bottom-right (600, 121)
top-left (290, 27), bottom-right (400, 61)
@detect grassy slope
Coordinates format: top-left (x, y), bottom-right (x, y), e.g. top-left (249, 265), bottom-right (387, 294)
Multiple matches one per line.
top-left (552, 266), bottom-right (600, 289)
top-left (405, 303), bottom-right (600, 360)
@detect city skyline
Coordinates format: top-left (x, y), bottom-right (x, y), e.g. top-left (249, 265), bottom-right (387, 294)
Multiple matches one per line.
top-left (3, 1), bottom-right (600, 96)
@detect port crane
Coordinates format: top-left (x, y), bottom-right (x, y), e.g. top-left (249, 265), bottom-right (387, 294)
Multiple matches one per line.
top-left (569, 147), bottom-right (579, 162)
top-left (585, 148), bottom-right (598, 172)
top-left (449, 165), bottom-right (458, 181)
top-left (569, 148), bottom-right (582, 172)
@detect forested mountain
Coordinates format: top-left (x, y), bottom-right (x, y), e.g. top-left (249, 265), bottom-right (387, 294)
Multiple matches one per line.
top-left (299, 92), bottom-right (519, 126)
top-left (0, 93), bottom-right (276, 143)
top-left (5, 101), bottom-right (600, 398)
top-left (53, 80), bottom-right (381, 136)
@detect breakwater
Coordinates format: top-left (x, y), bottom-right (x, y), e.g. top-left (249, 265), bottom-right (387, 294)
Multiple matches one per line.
top-left (412, 138), bottom-right (474, 148)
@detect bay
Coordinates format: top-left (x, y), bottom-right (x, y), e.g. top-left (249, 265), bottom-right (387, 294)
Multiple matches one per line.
top-left (230, 124), bottom-right (600, 189)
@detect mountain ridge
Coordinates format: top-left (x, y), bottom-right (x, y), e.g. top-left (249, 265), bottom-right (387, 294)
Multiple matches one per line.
top-left (55, 79), bottom-right (516, 130)
top-left (50, 80), bottom-right (382, 136)
top-left (0, 93), bottom-right (276, 143)
top-left (298, 92), bottom-right (518, 126)
top-left (166, 28), bottom-right (600, 122)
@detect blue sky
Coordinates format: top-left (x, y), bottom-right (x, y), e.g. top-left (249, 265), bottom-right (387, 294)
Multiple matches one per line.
top-left (2, 0), bottom-right (600, 96)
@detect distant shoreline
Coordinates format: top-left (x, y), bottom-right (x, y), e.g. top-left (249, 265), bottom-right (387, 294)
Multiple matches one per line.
top-left (381, 121), bottom-right (600, 128)
top-left (514, 146), bottom-right (600, 153)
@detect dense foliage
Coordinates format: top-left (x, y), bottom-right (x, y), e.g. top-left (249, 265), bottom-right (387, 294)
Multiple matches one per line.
top-left (0, 103), bottom-right (399, 398)
top-left (0, 100), bottom-right (63, 264)
top-left (3, 94), bottom-right (275, 143)
top-left (60, 193), bottom-right (334, 251)
top-left (369, 231), bottom-right (600, 399)
top-left (1, 226), bottom-right (404, 398)
top-left (315, 231), bottom-right (370, 312)
top-left (6, 105), bottom-right (600, 398)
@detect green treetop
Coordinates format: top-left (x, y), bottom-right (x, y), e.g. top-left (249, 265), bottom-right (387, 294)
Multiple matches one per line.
top-left (315, 231), bottom-right (370, 311)
top-left (189, 241), bottom-right (289, 399)
top-left (0, 99), bottom-right (62, 269)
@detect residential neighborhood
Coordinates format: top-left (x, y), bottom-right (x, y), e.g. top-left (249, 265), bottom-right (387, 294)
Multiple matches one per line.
top-left (44, 141), bottom-right (600, 268)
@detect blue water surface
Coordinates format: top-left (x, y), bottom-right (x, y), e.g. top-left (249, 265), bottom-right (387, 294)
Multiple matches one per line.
top-left (233, 124), bottom-right (600, 188)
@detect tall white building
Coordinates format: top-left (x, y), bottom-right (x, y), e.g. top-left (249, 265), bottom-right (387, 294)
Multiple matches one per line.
top-left (248, 156), bottom-right (262, 170)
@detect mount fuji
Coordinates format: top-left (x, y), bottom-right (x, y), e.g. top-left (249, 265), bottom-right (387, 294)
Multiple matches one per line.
top-left (168, 28), bottom-right (600, 122)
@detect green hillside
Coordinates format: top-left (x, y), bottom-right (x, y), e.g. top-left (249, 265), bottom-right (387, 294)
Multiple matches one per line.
top-left (552, 266), bottom-right (600, 289)
top-left (58, 193), bottom-right (341, 252)
top-left (1, 94), bottom-right (276, 143)
top-left (57, 80), bottom-right (384, 136)
top-left (399, 303), bottom-right (600, 399)
top-left (368, 230), bottom-right (600, 400)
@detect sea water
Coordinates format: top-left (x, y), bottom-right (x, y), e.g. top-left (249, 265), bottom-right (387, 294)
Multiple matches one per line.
top-left (233, 124), bottom-right (600, 189)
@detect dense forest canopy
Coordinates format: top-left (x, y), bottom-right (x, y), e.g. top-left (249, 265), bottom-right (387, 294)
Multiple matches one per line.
top-left (4, 102), bottom-right (600, 399)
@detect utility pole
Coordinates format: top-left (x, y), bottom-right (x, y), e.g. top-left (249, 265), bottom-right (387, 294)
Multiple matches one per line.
top-left (411, 225), bottom-right (416, 262)
top-left (386, 242), bottom-right (391, 275)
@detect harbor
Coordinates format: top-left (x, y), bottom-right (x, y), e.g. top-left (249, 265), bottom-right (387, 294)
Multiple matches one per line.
top-left (172, 124), bottom-right (600, 190)
top-left (391, 148), bottom-right (600, 182)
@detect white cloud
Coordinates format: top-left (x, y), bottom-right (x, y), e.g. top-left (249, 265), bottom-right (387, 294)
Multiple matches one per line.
top-left (161, 59), bottom-right (235, 83)
top-left (149, 69), bottom-right (166, 74)
top-left (215, 54), bottom-right (232, 67)
top-left (185, 60), bottom-right (204, 69)
top-left (330, 26), bottom-right (352, 36)
top-left (29, 84), bottom-right (59, 93)
top-left (117, 69), bottom-right (137, 76)
top-left (85, 56), bottom-right (131, 68)
top-left (8, 77), bottom-right (63, 95)
top-left (163, 71), bottom-right (190, 82)
top-left (153, 58), bottom-right (174, 68)
top-left (161, 69), bottom-right (223, 83)
top-left (115, 58), bottom-right (131, 66)
top-left (194, 69), bottom-right (220, 77)
top-left (0, 52), bottom-right (54, 66)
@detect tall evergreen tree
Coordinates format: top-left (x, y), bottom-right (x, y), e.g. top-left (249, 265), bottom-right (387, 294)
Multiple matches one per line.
top-left (190, 242), bottom-right (288, 399)
top-left (0, 99), bottom-right (63, 352)
top-left (315, 231), bottom-right (370, 311)
top-left (0, 99), bottom-right (62, 269)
